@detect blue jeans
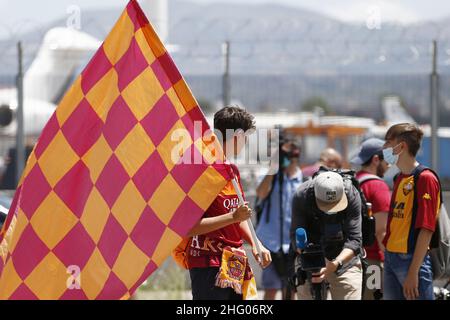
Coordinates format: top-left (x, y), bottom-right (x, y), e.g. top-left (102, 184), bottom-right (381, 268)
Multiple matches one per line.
top-left (384, 251), bottom-right (434, 300)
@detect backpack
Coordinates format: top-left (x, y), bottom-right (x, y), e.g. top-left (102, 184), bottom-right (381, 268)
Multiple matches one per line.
top-left (357, 173), bottom-right (383, 187)
top-left (394, 165), bottom-right (450, 280)
top-left (311, 166), bottom-right (376, 248)
top-left (357, 173), bottom-right (384, 247)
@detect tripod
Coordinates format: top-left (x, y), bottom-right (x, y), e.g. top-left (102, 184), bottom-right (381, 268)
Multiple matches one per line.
top-left (308, 273), bottom-right (328, 300)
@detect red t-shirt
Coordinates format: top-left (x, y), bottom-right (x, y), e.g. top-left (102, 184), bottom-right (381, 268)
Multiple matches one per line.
top-left (301, 164), bottom-right (320, 179)
top-left (383, 170), bottom-right (440, 254)
top-left (356, 171), bottom-right (391, 261)
top-left (187, 165), bottom-right (245, 268)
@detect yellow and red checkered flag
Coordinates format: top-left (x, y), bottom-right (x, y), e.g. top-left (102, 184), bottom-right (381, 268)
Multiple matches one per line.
top-left (0, 0), bottom-right (232, 299)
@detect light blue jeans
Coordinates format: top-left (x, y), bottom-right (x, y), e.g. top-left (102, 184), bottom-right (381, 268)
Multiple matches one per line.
top-left (384, 251), bottom-right (434, 300)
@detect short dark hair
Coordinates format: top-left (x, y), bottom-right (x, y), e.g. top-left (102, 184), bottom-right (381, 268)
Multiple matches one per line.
top-left (213, 105), bottom-right (255, 138)
top-left (384, 123), bottom-right (424, 156)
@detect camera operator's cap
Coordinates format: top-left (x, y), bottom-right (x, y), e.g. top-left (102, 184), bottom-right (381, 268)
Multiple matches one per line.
top-left (350, 138), bottom-right (385, 165)
top-left (314, 172), bottom-right (348, 213)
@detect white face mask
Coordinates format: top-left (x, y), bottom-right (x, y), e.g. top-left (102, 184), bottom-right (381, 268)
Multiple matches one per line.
top-left (383, 143), bottom-right (402, 166)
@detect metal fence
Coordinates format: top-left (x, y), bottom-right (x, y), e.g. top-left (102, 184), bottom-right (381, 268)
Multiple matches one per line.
top-left (1, 9), bottom-right (450, 115)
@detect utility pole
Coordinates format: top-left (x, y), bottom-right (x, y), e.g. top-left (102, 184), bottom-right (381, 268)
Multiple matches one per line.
top-left (222, 41), bottom-right (231, 107)
top-left (16, 42), bottom-right (25, 186)
top-left (430, 40), bottom-right (439, 173)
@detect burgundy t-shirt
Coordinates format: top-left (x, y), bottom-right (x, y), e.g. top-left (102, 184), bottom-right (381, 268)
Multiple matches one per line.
top-left (187, 164), bottom-right (245, 268)
top-left (356, 171), bottom-right (391, 261)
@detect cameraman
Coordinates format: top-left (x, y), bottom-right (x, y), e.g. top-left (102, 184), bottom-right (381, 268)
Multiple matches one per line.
top-left (256, 141), bottom-right (302, 300)
top-left (290, 171), bottom-right (363, 300)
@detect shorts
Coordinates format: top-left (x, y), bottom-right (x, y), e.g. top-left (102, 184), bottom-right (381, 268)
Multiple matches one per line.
top-left (261, 263), bottom-right (283, 290)
top-left (189, 267), bottom-right (243, 300)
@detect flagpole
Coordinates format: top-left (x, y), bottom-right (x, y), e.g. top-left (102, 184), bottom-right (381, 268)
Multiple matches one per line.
top-left (230, 176), bottom-right (262, 260)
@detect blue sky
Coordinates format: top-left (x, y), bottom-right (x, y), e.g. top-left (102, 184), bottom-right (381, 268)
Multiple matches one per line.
top-left (1, 0), bottom-right (450, 39)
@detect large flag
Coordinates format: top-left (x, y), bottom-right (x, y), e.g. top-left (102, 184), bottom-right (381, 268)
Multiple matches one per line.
top-left (0, 0), bottom-right (231, 299)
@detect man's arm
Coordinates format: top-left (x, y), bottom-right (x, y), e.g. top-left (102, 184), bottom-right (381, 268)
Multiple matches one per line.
top-left (256, 174), bottom-right (274, 200)
top-left (403, 229), bottom-right (434, 300)
top-left (342, 185), bottom-right (363, 257)
top-left (370, 180), bottom-right (391, 253)
top-left (374, 211), bottom-right (388, 252)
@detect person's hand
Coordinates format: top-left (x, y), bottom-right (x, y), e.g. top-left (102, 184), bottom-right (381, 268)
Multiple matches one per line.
top-left (403, 271), bottom-right (419, 300)
top-left (232, 203), bottom-right (252, 222)
top-left (311, 268), bottom-right (327, 283)
top-left (252, 242), bottom-right (272, 269)
top-left (311, 260), bottom-right (338, 283)
top-left (267, 147), bottom-right (281, 175)
top-left (325, 260), bottom-right (339, 276)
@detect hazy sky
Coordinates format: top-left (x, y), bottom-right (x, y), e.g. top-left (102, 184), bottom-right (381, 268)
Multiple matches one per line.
top-left (189, 0), bottom-right (450, 24)
top-left (1, 0), bottom-right (450, 39)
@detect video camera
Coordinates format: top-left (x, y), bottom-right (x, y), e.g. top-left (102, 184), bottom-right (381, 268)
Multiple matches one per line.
top-left (298, 243), bottom-right (326, 273)
top-left (291, 228), bottom-right (327, 300)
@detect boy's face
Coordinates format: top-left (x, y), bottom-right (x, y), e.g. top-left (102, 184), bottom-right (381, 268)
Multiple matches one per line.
top-left (222, 129), bottom-right (249, 158)
top-left (232, 132), bottom-right (247, 157)
top-left (383, 138), bottom-right (405, 156)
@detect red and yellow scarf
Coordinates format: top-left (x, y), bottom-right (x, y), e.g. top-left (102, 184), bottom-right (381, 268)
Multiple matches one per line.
top-left (215, 246), bottom-right (257, 300)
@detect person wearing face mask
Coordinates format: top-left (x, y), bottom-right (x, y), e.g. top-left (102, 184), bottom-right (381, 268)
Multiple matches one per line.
top-left (256, 140), bottom-right (303, 300)
top-left (382, 123), bottom-right (440, 300)
top-left (351, 138), bottom-right (391, 300)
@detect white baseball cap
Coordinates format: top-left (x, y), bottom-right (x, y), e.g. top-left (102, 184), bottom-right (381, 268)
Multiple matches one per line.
top-left (314, 171), bottom-right (348, 213)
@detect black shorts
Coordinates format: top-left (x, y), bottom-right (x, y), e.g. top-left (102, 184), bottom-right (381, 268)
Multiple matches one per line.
top-left (189, 267), bottom-right (243, 300)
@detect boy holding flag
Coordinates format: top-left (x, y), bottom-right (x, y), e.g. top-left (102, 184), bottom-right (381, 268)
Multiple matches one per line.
top-left (186, 106), bottom-right (271, 300)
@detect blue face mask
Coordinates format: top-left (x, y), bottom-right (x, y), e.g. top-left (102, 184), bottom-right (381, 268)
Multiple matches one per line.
top-left (283, 157), bottom-right (291, 168)
top-left (382, 143), bottom-right (402, 166)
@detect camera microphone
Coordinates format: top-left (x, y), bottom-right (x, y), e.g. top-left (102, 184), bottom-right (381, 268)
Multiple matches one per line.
top-left (296, 228), bottom-right (308, 250)
top-left (294, 227), bottom-right (327, 300)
